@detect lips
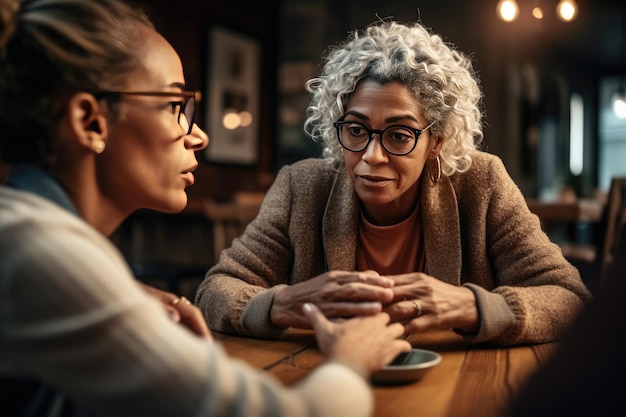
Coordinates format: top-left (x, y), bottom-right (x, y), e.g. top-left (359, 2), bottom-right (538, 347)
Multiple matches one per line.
top-left (357, 174), bottom-right (393, 186)
top-left (359, 174), bottom-right (390, 181)
top-left (181, 172), bottom-right (195, 186)
top-left (183, 163), bottom-right (198, 173)
top-left (182, 164), bottom-right (198, 186)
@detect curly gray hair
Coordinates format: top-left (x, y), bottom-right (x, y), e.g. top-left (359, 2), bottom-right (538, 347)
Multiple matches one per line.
top-left (304, 20), bottom-right (484, 176)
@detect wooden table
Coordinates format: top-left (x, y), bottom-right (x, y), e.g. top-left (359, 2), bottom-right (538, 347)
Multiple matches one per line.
top-left (526, 198), bottom-right (605, 261)
top-left (526, 198), bottom-right (604, 224)
top-left (214, 328), bottom-right (558, 417)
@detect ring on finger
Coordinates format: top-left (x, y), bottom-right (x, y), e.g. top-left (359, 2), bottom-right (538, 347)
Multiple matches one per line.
top-left (172, 296), bottom-right (191, 306)
top-left (411, 300), bottom-right (422, 317)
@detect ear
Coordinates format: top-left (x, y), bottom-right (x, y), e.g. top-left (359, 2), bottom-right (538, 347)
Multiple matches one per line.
top-left (430, 135), bottom-right (444, 158)
top-left (66, 92), bottom-right (109, 154)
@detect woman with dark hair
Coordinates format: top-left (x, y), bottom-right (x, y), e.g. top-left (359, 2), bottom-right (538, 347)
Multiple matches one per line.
top-left (0, 1), bottom-right (409, 416)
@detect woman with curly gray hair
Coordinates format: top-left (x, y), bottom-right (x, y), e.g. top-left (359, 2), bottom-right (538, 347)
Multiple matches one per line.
top-left (305, 21), bottom-right (482, 176)
top-left (197, 20), bottom-right (591, 346)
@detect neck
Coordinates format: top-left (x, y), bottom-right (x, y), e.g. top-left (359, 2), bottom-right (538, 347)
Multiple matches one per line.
top-left (51, 164), bottom-right (129, 237)
top-left (361, 200), bottom-right (419, 226)
top-left (361, 182), bottom-right (421, 226)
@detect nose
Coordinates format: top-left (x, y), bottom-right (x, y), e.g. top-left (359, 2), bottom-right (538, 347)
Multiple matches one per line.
top-left (361, 133), bottom-right (388, 163)
top-left (185, 123), bottom-right (209, 151)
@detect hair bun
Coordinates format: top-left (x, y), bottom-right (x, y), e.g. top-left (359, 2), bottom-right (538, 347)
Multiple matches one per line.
top-left (0, 0), bottom-right (20, 51)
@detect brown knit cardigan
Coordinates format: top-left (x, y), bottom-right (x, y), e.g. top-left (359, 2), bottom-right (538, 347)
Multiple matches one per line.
top-left (195, 152), bottom-right (592, 346)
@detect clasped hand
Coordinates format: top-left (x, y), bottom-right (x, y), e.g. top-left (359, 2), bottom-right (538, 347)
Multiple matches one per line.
top-left (382, 272), bottom-right (479, 334)
top-left (270, 270), bottom-right (394, 329)
top-left (271, 270), bottom-right (479, 335)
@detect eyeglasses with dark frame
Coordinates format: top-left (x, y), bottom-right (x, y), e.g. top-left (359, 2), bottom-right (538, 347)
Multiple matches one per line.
top-left (94, 90), bottom-right (201, 136)
top-left (334, 118), bottom-right (436, 156)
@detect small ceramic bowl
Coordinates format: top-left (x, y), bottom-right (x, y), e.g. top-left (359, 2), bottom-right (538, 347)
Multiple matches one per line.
top-left (371, 348), bottom-right (442, 385)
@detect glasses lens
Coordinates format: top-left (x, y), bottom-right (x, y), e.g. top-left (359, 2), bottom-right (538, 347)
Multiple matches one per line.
top-left (338, 122), bottom-right (369, 151)
top-left (382, 126), bottom-right (417, 155)
top-left (180, 96), bottom-right (195, 135)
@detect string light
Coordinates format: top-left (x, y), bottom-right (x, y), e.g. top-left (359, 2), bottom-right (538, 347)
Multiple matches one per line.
top-left (222, 108), bottom-right (254, 130)
top-left (496, 0), bottom-right (520, 22)
top-left (497, 0), bottom-right (578, 23)
top-left (556, 0), bottom-right (578, 21)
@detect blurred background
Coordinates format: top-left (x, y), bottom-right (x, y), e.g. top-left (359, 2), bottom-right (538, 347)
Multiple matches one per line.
top-left (73, 0), bottom-right (626, 295)
top-left (132, 0), bottom-right (626, 198)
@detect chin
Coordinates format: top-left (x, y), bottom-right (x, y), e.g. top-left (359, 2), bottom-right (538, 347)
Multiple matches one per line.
top-left (155, 194), bottom-right (188, 214)
top-left (356, 191), bottom-right (396, 207)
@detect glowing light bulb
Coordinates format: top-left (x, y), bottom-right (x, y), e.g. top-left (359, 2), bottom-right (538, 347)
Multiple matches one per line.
top-left (613, 90), bottom-right (626, 119)
top-left (222, 108), bottom-right (241, 130)
top-left (557, 0), bottom-right (578, 22)
top-left (239, 111), bottom-right (253, 127)
top-left (496, 0), bottom-right (520, 22)
top-left (532, 7), bottom-right (544, 19)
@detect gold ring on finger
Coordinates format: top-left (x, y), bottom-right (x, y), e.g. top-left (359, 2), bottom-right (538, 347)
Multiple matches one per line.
top-left (172, 296), bottom-right (191, 306)
top-left (412, 300), bottom-right (422, 317)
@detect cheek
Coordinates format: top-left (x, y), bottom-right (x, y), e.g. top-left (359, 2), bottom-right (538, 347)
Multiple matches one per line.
top-left (105, 133), bottom-right (170, 187)
top-left (342, 151), bottom-right (360, 180)
top-left (114, 117), bottom-right (175, 162)
top-left (404, 140), bottom-right (435, 178)
top-left (398, 157), bottom-right (428, 187)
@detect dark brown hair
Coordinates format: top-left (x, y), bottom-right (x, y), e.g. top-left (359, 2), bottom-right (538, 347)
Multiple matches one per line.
top-left (0, 0), bottom-right (153, 164)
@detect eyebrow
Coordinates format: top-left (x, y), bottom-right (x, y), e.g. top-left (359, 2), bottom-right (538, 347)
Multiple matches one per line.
top-left (343, 110), bottom-right (420, 124)
top-left (167, 82), bottom-right (187, 90)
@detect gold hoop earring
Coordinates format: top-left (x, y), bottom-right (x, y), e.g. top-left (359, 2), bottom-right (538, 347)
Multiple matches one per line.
top-left (429, 155), bottom-right (441, 184)
top-left (94, 141), bottom-right (106, 154)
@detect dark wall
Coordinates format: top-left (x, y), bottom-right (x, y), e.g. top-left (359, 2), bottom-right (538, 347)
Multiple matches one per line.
top-left (133, 0), bottom-right (625, 200)
top-left (315, 0), bottom-right (624, 197)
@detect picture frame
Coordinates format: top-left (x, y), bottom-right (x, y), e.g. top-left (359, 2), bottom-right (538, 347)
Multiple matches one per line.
top-left (204, 26), bottom-right (261, 165)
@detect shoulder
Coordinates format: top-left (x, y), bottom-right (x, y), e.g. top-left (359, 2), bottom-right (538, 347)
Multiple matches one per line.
top-left (0, 186), bottom-right (129, 280)
top-left (445, 152), bottom-right (525, 214)
top-left (0, 186), bottom-right (102, 239)
top-left (0, 186), bottom-right (82, 234)
top-left (277, 158), bottom-right (338, 179)
top-left (274, 158), bottom-right (341, 192)
top-left (449, 151), bottom-right (515, 191)
top-left (0, 187), bottom-right (140, 336)
top-left (465, 151), bottom-right (507, 176)
top-left (263, 158), bottom-right (349, 223)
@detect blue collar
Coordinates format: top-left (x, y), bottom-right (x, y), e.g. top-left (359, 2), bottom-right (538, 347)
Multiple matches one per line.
top-left (4, 165), bottom-right (79, 217)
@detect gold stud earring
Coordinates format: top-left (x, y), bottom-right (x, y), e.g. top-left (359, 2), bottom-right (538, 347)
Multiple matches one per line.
top-left (94, 141), bottom-right (106, 154)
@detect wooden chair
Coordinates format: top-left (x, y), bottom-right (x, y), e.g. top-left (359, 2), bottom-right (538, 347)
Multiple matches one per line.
top-left (203, 191), bottom-right (264, 262)
top-left (598, 177), bottom-right (626, 281)
top-left (563, 177), bottom-right (626, 290)
top-left (527, 194), bottom-right (605, 263)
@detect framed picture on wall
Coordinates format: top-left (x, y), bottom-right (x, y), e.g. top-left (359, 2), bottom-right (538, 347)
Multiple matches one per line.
top-left (204, 26), bottom-right (261, 165)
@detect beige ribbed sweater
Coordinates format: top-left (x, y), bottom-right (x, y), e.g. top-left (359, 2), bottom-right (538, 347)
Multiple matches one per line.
top-left (1, 186), bottom-right (372, 417)
top-left (196, 152), bottom-right (592, 346)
